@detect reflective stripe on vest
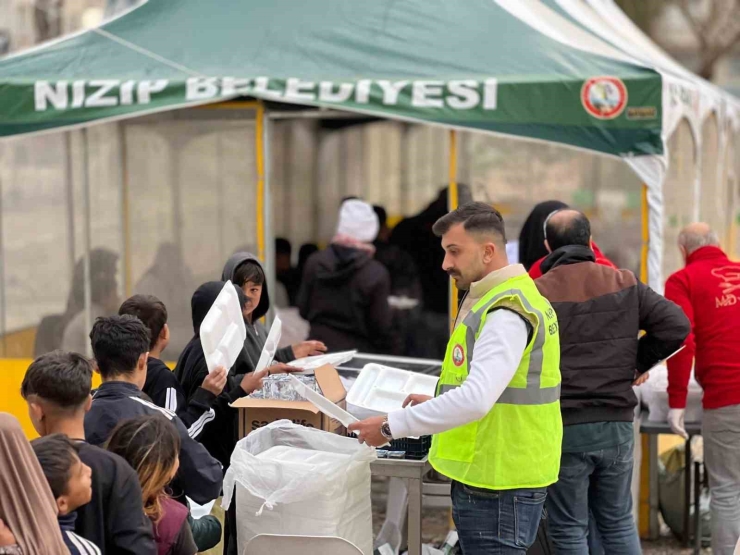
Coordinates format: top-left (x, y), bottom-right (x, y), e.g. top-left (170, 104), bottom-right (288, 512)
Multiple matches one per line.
top-left (442, 288), bottom-right (560, 405)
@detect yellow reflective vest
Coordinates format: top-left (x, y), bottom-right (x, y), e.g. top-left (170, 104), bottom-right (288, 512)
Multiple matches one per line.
top-left (429, 271), bottom-right (563, 490)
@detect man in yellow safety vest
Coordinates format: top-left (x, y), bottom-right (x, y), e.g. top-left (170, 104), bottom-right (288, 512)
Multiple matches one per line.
top-left (350, 202), bottom-right (563, 553)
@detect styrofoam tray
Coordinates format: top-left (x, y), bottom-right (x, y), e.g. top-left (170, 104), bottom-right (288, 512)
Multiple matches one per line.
top-left (346, 364), bottom-right (439, 420)
top-left (199, 281), bottom-right (247, 374)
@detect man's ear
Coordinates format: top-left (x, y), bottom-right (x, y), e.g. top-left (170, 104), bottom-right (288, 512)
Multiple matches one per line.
top-left (27, 401), bottom-right (45, 436)
top-left (91, 359), bottom-right (101, 376)
top-left (544, 239), bottom-right (552, 254)
top-left (83, 394), bottom-right (92, 413)
top-left (56, 495), bottom-right (69, 516)
top-left (589, 237), bottom-right (594, 250)
top-left (160, 324), bottom-right (170, 343)
top-left (484, 242), bottom-right (496, 263)
top-left (138, 352), bottom-right (149, 372)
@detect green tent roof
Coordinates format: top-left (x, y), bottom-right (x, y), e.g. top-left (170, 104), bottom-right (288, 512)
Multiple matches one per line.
top-left (0, 0), bottom-right (662, 156)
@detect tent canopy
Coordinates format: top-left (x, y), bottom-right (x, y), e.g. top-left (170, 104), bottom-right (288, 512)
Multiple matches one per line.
top-left (0, 0), bottom-right (663, 157)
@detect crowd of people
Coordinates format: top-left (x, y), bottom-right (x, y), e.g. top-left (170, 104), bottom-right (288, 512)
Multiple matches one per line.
top-left (2, 195), bottom-right (740, 555)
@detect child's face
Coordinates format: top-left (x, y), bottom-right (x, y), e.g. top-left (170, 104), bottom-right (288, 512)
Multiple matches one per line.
top-left (57, 455), bottom-right (93, 515)
top-left (241, 281), bottom-right (263, 319)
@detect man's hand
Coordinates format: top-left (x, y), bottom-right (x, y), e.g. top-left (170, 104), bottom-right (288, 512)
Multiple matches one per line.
top-left (266, 363), bottom-right (303, 375)
top-left (348, 416), bottom-right (389, 447)
top-left (202, 366), bottom-right (228, 396)
top-left (240, 368), bottom-right (268, 394)
top-left (292, 341), bottom-right (328, 359)
top-left (0, 519), bottom-right (17, 547)
top-left (633, 371), bottom-right (650, 387)
top-left (668, 408), bottom-right (688, 439)
top-left (402, 394), bottom-right (432, 408)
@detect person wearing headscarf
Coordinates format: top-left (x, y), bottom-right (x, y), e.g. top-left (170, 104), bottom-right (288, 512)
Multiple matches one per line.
top-left (297, 199), bottom-right (396, 354)
top-left (0, 412), bottom-right (69, 555)
top-left (221, 254), bottom-right (325, 372)
top-left (519, 200), bottom-right (616, 279)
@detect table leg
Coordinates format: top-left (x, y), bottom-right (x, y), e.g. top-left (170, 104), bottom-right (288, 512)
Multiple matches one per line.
top-left (694, 462), bottom-right (701, 555)
top-left (407, 477), bottom-right (423, 555)
top-left (648, 434), bottom-right (660, 539)
top-left (684, 437), bottom-right (692, 546)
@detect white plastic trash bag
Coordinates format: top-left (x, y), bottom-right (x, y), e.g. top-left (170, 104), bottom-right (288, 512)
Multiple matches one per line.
top-left (641, 364), bottom-right (703, 423)
top-left (222, 420), bottom-right (376, 555)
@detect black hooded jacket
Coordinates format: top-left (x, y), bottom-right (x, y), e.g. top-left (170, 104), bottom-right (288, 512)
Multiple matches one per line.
top-left (297, 244), bottom-right (395, 354)
top-left (174, 281), bottom-right (250, 469)
top-left (518, 200), bottom-right (569, 271)
top-left (221, 253), bottom-right (295, 373)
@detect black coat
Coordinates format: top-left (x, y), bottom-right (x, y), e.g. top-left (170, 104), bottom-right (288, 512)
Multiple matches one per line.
top-left (84, 381), bottom-right (223, 505)
top-left (75, 442), bottom-right (156, 555)
top-left (174, 281), bottom-right (251, 469)
top-left (297, 245), bottom-right (395, 354)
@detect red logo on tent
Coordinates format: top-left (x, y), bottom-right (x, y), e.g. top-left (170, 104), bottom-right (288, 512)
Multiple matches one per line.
top-left (581, 77), bottom-right (628, 120)
top-left (452, 344), bottom-right (465, 367)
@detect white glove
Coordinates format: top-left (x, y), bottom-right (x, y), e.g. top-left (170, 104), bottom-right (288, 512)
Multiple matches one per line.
top-left (668, 408), bottom-right (688, 439)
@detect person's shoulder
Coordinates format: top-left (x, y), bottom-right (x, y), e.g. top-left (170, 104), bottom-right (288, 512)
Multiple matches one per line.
top-left (147, 358), bottom-right (179, 384)
top-left (128, 395), bottom-right (177, 420)
top-left (78, 442), bottom-right (132, 472)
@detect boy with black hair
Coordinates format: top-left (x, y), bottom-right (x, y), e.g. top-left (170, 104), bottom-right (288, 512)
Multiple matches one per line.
top-left (83, 315), bottom-right (223, 506)
top-left (21, 350), bottom-right (156, 555)
top-left (31, 434), bottom-right (100, 555)
top-left (118, 294), bottom-right (227, 440)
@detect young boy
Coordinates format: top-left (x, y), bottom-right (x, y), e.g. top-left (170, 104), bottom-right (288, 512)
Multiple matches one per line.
top-left (118, 294), bottom-right (227, 440)
top-left (21, 350), bottom-right (156, 555)
top-left (83, 315), bottom-right (222, 505)
top-left (31, 434), bottom-right (100, 555)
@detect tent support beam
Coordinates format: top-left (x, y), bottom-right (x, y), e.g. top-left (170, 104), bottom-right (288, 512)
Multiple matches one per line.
top-left (448, 129), bottom-right (459, 330)
top-left (119, 123), bottom-right (132, 298)
top-left (255, 101), bottom-right (275, 324)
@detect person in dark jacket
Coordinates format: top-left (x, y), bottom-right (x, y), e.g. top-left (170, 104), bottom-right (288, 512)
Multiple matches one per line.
top-left (119, 294), bottom-right (227, 441)
top-left (222, 253), bottom-right (326, 370)
top-left (107, 415), bottom-right (198, 555)
top-left (83, 315), bottom-right (223, 506)
top-left (518, 200), bottom-right (569, 272)
top-left (174, 282), bottom-right (273, 469)
top-left (298, 199), bottom-right (396, 354)
top-left (535, 210), bottom-right (690, 554)
top-left (30, 434), bottom-right (100, 555)
top-left (21, 350), bottom-right (156, 555)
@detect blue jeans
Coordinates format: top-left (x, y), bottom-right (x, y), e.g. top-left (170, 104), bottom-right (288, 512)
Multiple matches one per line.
top-left (451, 480), bottom-right (546, 554)
top-left (546, 438), bottom-right (641, 554)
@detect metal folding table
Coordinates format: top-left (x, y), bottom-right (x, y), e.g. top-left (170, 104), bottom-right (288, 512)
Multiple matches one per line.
top-left (640, 413), bottom-right (704, 554)
top-left (371, 456), bottom-right (432, 555)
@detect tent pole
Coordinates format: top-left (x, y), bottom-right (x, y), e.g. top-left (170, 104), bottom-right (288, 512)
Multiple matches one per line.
top-left (255, 101), bottom-right (275, 325)
top-left (82, 129), bottom-right (93, 359)
top-left (119, 123), bottom-right (132, 298)
top-left (448, 130), bottom-right (459, 332)
top-left (638, 182), bottom-right (659, 539)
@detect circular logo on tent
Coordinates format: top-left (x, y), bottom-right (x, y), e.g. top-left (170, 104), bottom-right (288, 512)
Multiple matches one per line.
top-left (452, 344), bottom-right (465, 367)
top-left (581, 77), bottom-right (628, 119)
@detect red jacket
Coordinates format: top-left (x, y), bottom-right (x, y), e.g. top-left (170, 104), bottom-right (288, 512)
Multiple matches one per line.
top-left (528, 243), bottom-right (616, 279)
top-left (665, 246), bottom-right (740, 410)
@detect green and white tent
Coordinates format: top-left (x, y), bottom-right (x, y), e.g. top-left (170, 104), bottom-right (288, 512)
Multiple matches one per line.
top-left (0, 0), bottom-right (662, 154)
top-left (0, 0), bottom-right (738, 290)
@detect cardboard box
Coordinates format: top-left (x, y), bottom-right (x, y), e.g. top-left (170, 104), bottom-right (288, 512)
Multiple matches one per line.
top-left (232, 365), bottom-right (347, 439)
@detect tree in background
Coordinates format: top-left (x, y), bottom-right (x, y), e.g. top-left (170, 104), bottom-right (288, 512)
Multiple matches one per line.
top-left (617, 0), bottom-right (740, 80)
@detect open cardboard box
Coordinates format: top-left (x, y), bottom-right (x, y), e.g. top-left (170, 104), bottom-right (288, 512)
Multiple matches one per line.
top-left (231, 365), bottom-right (347, 439)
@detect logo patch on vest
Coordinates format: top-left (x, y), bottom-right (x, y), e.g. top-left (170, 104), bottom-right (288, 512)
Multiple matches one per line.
top-left (452, 344), bottom-right (465, 367)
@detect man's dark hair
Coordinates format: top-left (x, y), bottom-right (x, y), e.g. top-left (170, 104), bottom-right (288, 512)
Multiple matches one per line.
top-left (21, 351), bottom-right (92, 409)
top-left (118, 295), bottom-right (168, 350)
top-left (234, 260), bottom-right (265, 287)
top-left (31, 434), bottom-right (81, 498)
top-left (90, 315), bottom-right (151, 378)
top-left (275, 238), bottom-right (292, 256)
top-left (545, 210), bottom-right (591, 251)
top-left (373, 205), bottom-right (388, 228)
top-left (432, 202), bottom-right (507, 245)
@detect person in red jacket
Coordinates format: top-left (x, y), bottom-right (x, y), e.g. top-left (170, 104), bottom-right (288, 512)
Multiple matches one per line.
top-left (664, 222), bottom-right (740, 555)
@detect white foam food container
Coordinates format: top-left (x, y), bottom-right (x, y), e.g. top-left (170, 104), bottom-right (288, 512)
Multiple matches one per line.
top-left (199, 281), bottom-right (247, 374)
top-left (346, 364), bottom-right (439, 420)
top-left (254, 316), bottom-right (282, 373)
top-left (288, 350), bottom-right (357, 372)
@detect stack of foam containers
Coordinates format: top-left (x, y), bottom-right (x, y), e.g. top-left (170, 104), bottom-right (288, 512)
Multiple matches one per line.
top-left (346, 364), bottom-right (439, 421)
